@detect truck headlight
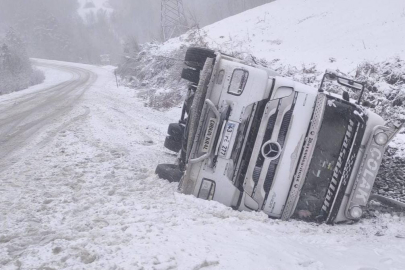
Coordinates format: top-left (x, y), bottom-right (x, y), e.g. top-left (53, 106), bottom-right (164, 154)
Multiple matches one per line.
top-left (197, 179), bottom-right (216, 200)
top-left (350, 206), bottom-right (363, 219)
top-left (374, 132), bottom-right (388, 146)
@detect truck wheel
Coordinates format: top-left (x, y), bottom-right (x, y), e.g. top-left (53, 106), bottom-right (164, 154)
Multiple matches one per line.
top-left (168, 123), bottom-right (184, 140)
top-left (164, 136), bottom-right (182, 153)
top-left (181, 68), bottom-right (200, 84)
top-left (185, 47), bottom-right (216, 70)
top-left (155, 164), bottom-right (183, 183)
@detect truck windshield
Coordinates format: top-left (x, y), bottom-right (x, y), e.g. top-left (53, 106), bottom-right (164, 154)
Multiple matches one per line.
top-left (293, 96), bottom-right (362, 222)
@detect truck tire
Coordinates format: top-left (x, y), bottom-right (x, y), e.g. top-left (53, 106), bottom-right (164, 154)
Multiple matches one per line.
top-left (181, 68), bottom-right (200, 84)
top-left (164, 136), bottom-right (182, 153)
top-left (155, 164), bottom-right (183, 183)
top-left (167, 123), bottom-right (184, 140)
top-left (185, 47), bottom-right (216, 70)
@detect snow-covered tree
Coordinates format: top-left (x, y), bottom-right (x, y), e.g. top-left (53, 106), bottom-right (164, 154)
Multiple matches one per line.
top-left (0, 28), bottom-right (44, 95)
top-left (0, 0), bottom-right (121, 64)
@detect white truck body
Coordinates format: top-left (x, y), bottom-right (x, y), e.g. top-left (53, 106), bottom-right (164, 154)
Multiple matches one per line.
top-left (173, 50), bottom-right (402, 224)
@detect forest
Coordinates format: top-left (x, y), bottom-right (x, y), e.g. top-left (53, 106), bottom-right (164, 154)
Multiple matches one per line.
top-left (0, 0), bottom-right (272, 94)
top-left (0, 0), bottom-right (272, 64)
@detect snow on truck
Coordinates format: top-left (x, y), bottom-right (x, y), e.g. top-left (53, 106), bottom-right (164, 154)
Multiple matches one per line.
top-left (155, 47), bottom-right (403, 224)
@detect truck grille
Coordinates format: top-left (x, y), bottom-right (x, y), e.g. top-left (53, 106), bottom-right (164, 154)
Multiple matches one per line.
top-left (278, 109), bottom-right (293, 146)
top-left (263, 107), bottom-right (294, 201)
top-left (253, 113), bottom-right (277, 184)
top-left (292, 96), bottom-right (367, 223)
top-left (234, 100), bottom-right (268, 190)
top-left (263, 163), bottom-right (277, 193)
top-left (237, 91), bottom-right (297, 208)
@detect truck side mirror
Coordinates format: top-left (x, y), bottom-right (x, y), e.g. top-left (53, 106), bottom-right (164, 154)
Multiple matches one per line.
top-left (319, 70), bottom-right (365, 104)
top-left (337, 78), bottom-right (363, 91)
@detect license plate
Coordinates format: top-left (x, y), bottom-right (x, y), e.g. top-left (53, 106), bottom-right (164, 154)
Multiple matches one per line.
top-left (219, 122), bottom-right (236, 158)
top-left (201, 118), bottom-right (217, 153)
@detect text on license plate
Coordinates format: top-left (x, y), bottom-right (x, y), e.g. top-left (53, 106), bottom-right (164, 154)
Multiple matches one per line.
top-left (201, 118), bottom-right (217, 153)
top-left (219, 122), bottom-right (236, 158)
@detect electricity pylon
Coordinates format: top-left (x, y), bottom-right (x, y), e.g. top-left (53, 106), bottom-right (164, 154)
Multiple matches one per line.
top-left (161, 0), bottom-right (189, 41)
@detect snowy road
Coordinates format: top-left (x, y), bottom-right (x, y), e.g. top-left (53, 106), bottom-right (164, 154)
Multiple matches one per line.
top-left (1, 60), bottom-right (404, 270)
top-left (0, 62), bottom-right (96, 171)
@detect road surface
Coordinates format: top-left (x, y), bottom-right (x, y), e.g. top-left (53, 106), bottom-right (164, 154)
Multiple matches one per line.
top-left (0, 62), bottom-right (96, 171)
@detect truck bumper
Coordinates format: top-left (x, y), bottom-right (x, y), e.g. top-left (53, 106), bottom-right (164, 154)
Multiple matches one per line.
top-left (345, 122), bottom-right (404, 220)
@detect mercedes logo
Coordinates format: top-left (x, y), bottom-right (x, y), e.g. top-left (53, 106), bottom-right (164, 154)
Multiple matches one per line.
top-left (261, 141), bottom-right (282, 160)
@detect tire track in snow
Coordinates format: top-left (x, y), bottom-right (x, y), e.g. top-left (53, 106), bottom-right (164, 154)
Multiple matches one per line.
top-left (0, 63), bottom-right (97, 172)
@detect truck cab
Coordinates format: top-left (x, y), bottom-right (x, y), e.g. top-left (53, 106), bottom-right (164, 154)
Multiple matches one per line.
top-left (156, 47), bottom-right (403, 224)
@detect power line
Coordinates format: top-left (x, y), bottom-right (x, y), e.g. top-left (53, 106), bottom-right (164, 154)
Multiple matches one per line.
top-left (161, 0), bottom-right (189, 41)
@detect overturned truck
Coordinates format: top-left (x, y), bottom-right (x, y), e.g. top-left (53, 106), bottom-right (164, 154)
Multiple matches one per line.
top-left (156, 47), bottom-right (403, 224)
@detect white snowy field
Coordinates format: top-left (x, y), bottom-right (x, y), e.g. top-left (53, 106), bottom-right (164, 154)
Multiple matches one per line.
top-left (161, 0), bottom-right (405, 72)
top-left (1, 60), bottom-right (405, 270)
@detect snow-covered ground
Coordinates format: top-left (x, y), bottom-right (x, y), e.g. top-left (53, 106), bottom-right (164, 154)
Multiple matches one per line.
top-left (1, 0), bottom-right (405, 269)
top-left (162, 0), bottom-right (405, 72)
top-left (1, 60), bottom-right (405, 270)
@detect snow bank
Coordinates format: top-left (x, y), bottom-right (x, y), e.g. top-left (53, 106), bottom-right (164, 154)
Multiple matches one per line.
top-left (120, 0), bottom-right (405, 111)
top-left (117, 44), bottom-right (190, 110)
top-left (162, 0), bottom-right (405, 72)
top-left (1, 60), bottom-right (405, 270)
top-left (0, 63), bottom-right (70, 103)
top-left (126, 0), bottom-right (405, 202)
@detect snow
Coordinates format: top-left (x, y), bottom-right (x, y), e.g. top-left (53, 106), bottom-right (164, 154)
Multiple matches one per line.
top-left (77, 0), bottom-right (112, 18)
top-left (391, 133), bottom-right (405, 159)
top-left (1, 59), bottom-right (404, 270)
top-left (1, 0), bottom-right (405, 269)
top-left (0, 63), bottom-right (71, 104)
top-left (161, 0), bottom-right (405, 72)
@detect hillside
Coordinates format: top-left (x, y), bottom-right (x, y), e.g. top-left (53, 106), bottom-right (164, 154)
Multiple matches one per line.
top-left (118, 0), bottom-right (405, 203)
top-left (162, 0), bottom-right (405, 71)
